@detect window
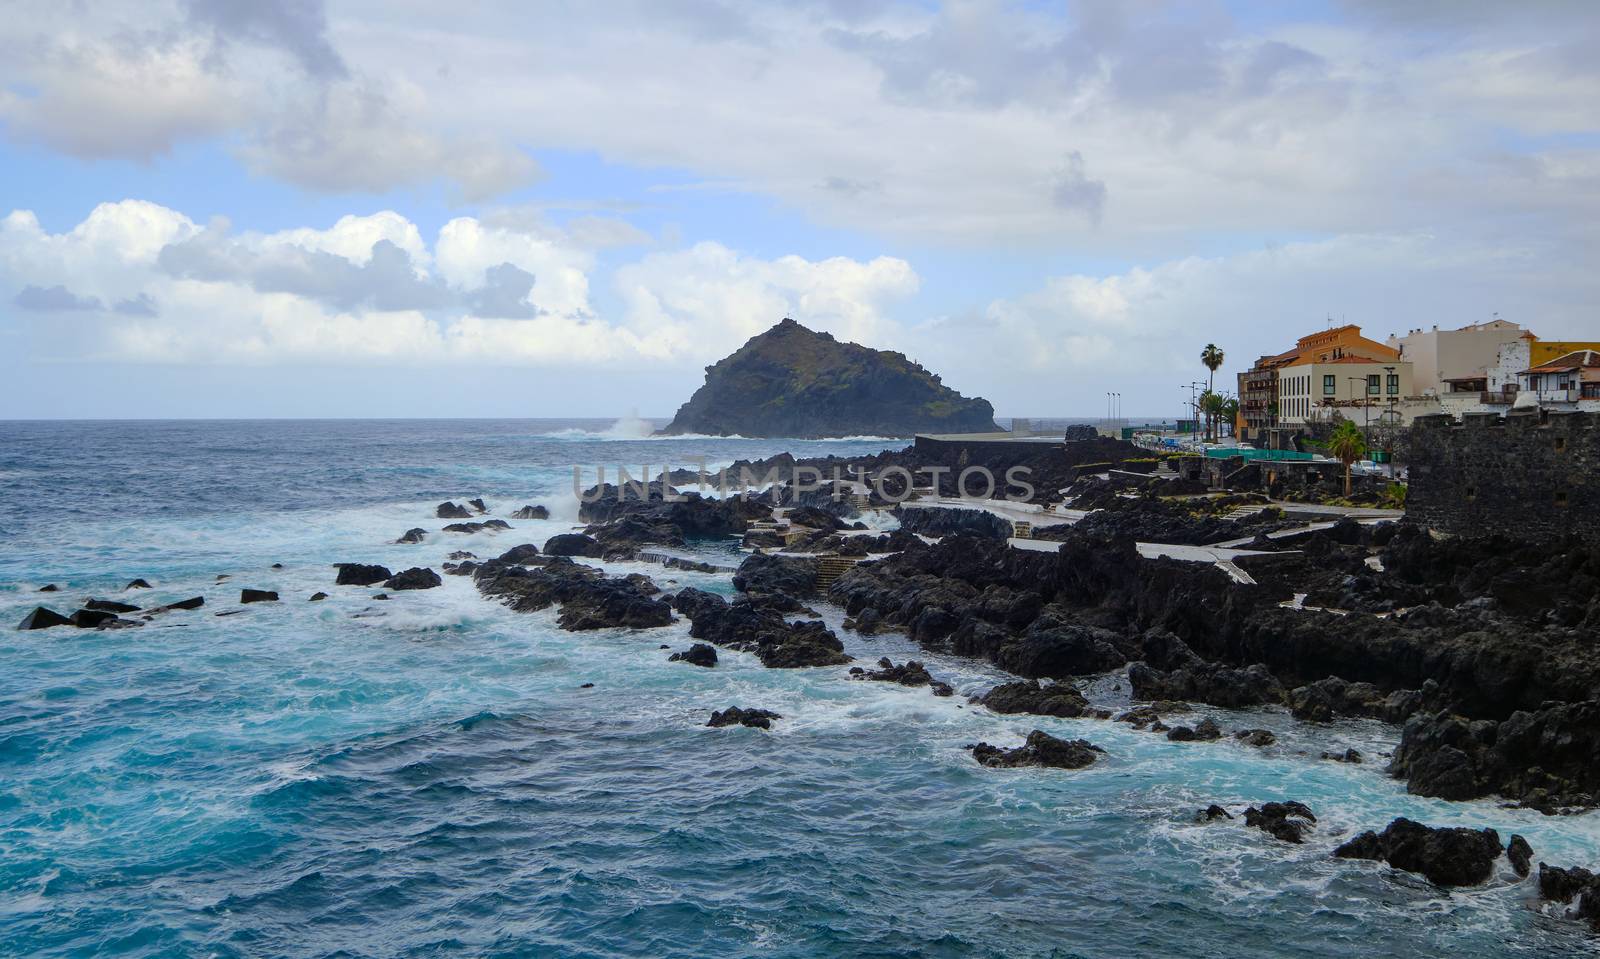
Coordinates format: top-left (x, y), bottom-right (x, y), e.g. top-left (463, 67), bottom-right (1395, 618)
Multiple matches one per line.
top-left (1556, 490), bottom-right (1569, 507)
top-left (1323, 374), bottom-right (1335, 396)
top-left (1387, 374), bottom-right (1400, 395)
top-left (1556, 436), bottom-right (1568, 453)
top-left (1465, 486), bottom-right (1477, 501)
top-left (1367, 374), bottom-right (1381, 395)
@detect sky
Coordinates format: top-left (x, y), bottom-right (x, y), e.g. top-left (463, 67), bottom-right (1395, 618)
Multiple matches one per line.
top-left (2, 0), bottom-right (1599, 420)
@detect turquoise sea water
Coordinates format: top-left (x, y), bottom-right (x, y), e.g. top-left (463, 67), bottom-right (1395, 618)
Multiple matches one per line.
top-left (0, 419), bottom-right (1595, 958)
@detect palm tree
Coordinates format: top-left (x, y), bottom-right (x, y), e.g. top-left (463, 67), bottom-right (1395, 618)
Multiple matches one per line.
top-left (1220, 396), bottom-right (1240, 438)
top-left (1200, 344), bottom-right (1225, 439)
top-left (1327, 419), bottom-right (1367, 496)
top-left (1200, 391), bottom-right (1225, 442)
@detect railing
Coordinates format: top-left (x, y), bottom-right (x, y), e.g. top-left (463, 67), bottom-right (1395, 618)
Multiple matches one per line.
top-left (1480, 392), bottom-right (1514, 405)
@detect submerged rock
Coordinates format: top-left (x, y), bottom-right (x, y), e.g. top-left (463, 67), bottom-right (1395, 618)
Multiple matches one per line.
top-left (1321, 748), bottom-right (1363, 764)
top-left (970, 731), bottom-right (1103, 769)
top-left (335, 563), bottom-right (391, 587)
top-left (125, 579), bottom-right (152, 590)
top-left (18, 606), bottom-right (72, 630)
top-left (383, 567), bottom-right (441, 591)
top-left (1333, 817), bottom-right (1504, 886)
top-left (669, 643), bottom-right (719, 667)
top-left (38, 584), bottom-right (59, 592)
top-left (309, 592), bottom-right (329, 602)
top-left (1243, 801), bottom-right (1317, 844)
top-left (395, 527), bottom-right (427, 544)
top-left (1234, 729), bottom-right (1277, 747)
top-left (707, 706), bottom-right (781, 729)
top-left (240, 589), bottom-right (279, 604)
top-left (147, 596), bottom-right (205, 614)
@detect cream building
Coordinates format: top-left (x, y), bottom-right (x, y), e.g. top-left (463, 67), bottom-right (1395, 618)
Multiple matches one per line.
top-left (1386, 318), bottom-right (1523, 396)
top-left (1276, 356), bottom-right (1414, 427)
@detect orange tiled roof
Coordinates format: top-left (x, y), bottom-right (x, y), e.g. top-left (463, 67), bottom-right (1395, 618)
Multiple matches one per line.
top-left (1522, 349), bottom-right (1600, 375)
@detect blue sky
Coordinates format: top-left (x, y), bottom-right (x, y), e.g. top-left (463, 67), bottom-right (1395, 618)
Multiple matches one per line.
top-left (3, 1), bottom-right (1598, 419)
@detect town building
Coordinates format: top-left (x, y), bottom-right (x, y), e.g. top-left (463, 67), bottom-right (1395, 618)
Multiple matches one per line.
top-left (1386, 318), bottom-right (1524, 397)
top-left (1520, 349), bottom-right (1600, 405)
top-left (1235, 324), bottom-right (1406, 440)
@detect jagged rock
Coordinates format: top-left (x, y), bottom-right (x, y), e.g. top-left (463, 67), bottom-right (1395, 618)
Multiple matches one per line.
top-left (543, 533), bottom-right (603, 557)
top-left (848, 657), bottom-right (953, 695)
top-left (970, 731), bottom-right (1103, 769)
top-left (1334, 817), bottom-right (1503, 886)
top-left (1200, 804), bottom-right (1234, 821)
top-left (335, 563), bottom-right (391, 587)
top-left (84, 598), bottom-right (139, 613)
top-left (1539, 864), bottom-right (1600, 930)
top-left (396, 527), bottom-right (427, 544)
top-left (1244, 801), bottom-right (1317, 843)
top-left (1288, 677), bottom-right (1428, 724)
top-left (443, 561), bottom-right (478, 576)
top-left (668, 643), bottom-right (718, 667)
top-left (1507, 835), bottom-right (1533, 878)
top-left (18, 607), bottom-right (71, 630)
top-left (437, 501), bottom-right (473, 519)
top-left (733, 553), bottom-right (818, 595)
top-left (125, 579), bottom-right (152, 590)
top-left (240, 589), bottom-right (279, 603)
top-left (511, 505), bottom-right (549, 520)
top-left (1234, 729), bottom-right (1277, 747)
top-left (1389, 703), bottom-right (1600, 809)
top-left (476, 559), bottom-right (672, 631)
top-left (975, 679), bottom-right (1094, 718)
top-left (1129, 662), bottom-right (1284, 709)
top-left (496, 544), bottom-right (542, 564)
top-left (1166, 718), bottom-right (1222, 742)
top-left (468, 498), bottom-right (488, 514)
top-left (1321, 748), bottom-right (1362, 764)
top-left (658, 317), bottom-right (998, 438)
top-left (589, 516), bottom-right (683, 559)
top-left (309, 592), bottom-right (329, 602)
top-left (448, 551), bottom-right (476, 560)
top-left (383, 567), bottom-right (441, 590)
top-left (147, 596), bottom-right (204, 614)
top-left (676, 592), bottom-right (850, 668)
top-left (707, 707), bottom-right (780, 729)
top-left (70, 608), bottom-right (124, 628)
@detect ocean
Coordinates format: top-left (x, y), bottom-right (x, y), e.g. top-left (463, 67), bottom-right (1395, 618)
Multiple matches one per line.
top-left (0, 419), bottom-right (1593, 958)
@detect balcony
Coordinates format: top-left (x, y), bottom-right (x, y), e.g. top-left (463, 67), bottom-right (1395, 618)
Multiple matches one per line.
top-left (1479, 392), bottom-right (1514, 405)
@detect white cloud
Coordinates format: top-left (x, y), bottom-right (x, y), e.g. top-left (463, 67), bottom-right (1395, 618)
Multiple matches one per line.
top-left (0, 200), bottom-right (921, 370)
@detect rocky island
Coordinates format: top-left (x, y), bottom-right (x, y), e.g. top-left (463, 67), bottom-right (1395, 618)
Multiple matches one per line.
top-left (657, 317), bottom-right (999, 438)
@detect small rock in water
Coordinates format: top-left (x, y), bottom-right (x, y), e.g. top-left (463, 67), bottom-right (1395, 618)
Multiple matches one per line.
top-left (468, 498), bottom-right (488, 514)
top-left (511, 505), bottom-right (549, 520)
top-left (38, 584), bottom-right (59, 592)
top-left (1234, 729), bottom-right (1277, 747)
top-left (1243, 801), bottom-right (1317, 844)
top-left (215, 574), bottom-right (230, 582)
top-left (395, 528), bottom-right (428, 544)
top-left (668, 643), bottom-right (718, 667)
top-left (240, 589), bottom-right (279, 603)
top-left (1333, 817), bottom-right (1503, 886)
top-left (18, 607), bottom-right (72, 630)
top-left (436, 501), bottom-right (473, 519)
top-left (125, 579), bottom-right (152, 590)
top-left (382, 567), bottom-right (442, 591)
top-left (371, 593), bottom-right (390, 601)
top-left (1538, 863), bottom-right (1600, 929)
top-left (970, 731), bottom-right (1103, 769)
top-left (271, 563), bottom-right (284, 569)
top-left (335, 563), bottom-right (391, 587)
top-left (1321, 748), bottom-right (1363, 764)
top-left (84, 598), bottom-right (140, 614)
top-left (1506, 835), bottom-right (1533, 878)
top-left (309, 592), bottom-right (329, 602)
top-left (580, 682), bottom-right (595, 688)
top-left (70, 608), bottom-right (121, 628)
top-left (708, 706), bottom-right (781, 730)
top-left (448, 551), bottom-right (476, 560)
top-left (147, 596), bottom-right (205, 614)
top-left (1199, 804), bottom-right (1234, 821)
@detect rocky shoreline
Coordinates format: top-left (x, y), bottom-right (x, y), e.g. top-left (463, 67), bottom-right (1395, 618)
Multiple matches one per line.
top-left (15, 457), bottom-right (1600, 936)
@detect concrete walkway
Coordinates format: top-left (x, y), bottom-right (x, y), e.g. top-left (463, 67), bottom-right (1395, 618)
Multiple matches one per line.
top-left (1004, 537), bottom-right (1291, 585)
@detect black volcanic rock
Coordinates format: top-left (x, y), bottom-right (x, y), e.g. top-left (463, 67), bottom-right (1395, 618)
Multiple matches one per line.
top-left (18, 606), bottom-right (72, 630)
top-left (970, 731), bottom-right (1103, 769)
top-left (336, 563), bottom-right (391, 587)
top-left (658, 318), bottom-right (998, 438)
top-left (1333, 817), bottom-right (1503, 886)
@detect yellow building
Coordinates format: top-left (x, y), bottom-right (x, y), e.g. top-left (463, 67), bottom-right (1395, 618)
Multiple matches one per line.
top-left (1236, 324), bottom-right (1403, 439)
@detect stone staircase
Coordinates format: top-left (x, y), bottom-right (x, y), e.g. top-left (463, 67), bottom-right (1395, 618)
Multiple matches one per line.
top-left (1222, 504), bottom-right (1269, 522)
top-left (814, 555), bottom-right (860, 591)
top-left (1012, 520), bottom-right (1033, 539)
